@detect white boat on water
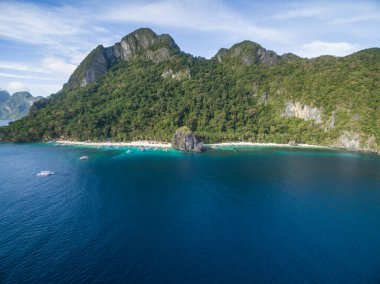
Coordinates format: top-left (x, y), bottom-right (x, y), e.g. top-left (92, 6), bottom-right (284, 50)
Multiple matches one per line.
top-left (79, 156), bottom-right (89, 160)
top-left (37, 171), bottom-right (55, 177)
top-left (126, 150), bottom-right (132, 154)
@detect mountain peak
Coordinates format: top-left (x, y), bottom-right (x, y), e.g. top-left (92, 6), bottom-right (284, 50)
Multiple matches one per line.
top-left (0, 90), bottom-right (11, 103)
top-left (0, 91), bottom-right (41, 120)
top-left (66, 28), bottom-right (180, 89)
top-left (215, 40), bottom-right (279, 66)
top-left (122, 28), bottom-right (157, 43)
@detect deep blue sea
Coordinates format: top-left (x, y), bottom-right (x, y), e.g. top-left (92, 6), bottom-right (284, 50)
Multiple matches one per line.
top-left (0, 143), bottom-right (380, 283)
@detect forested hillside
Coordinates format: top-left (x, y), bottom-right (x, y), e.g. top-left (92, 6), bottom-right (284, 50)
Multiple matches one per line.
top-left (1, 28), bottom-right (379, 153)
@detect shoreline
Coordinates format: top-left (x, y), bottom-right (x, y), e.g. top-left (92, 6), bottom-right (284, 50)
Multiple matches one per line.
top-left (55, 140), bottom-right (172, 148)
top-left (55, 140), bottom-right (331, 150)
top-left (204, 142), bottom-right (330, 149)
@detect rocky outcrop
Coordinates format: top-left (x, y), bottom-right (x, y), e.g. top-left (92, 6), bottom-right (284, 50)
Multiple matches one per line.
top-left (258, 92), bottom-right (269, 105)
top-left (325, 113), bottom-right (336, 130)
top-left (335, 131), bottom-right (379, 153)
top-left (215, 41), bottom-right (279, 66)
top-left (161, 68), bottom-right (190, 80)
top-left (66, 28), bottom-right (180, 89)
top-left (171, 126), bottom-right (203, 152)
top-left (80, 46), bottom-right (109, 87)
top-left (0, 91), bottom-right (42, 120)
top-left (336, 131), bottom-right (361, 150)
top-left (283, 101), bottom-right (323, 124)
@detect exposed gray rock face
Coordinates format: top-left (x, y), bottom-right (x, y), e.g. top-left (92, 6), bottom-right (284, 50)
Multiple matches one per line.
top-left (214, 41), bottom-right (279, 66)
top-left (325, 113), bottom-right (336, 130)
top-left (161, 69), bottom-right (190, 80)
top-left (80, 46), bottom-right (109, 87)
top-left (0, 91), bottom-right (42, 120)
top-left (362, 135), bottom-right (377, 151)
top-left (336, 131), bottom-right (361, 151)
top-left (283, 101), bottom-right (323, 124)
top-left (258, 92), bottom-right (269, 105)
top-left (171, 126), bottom-right (203, 152)
top-left (67, 28), bottom-right (180, 89)
top-left (251, 83), bottom-right (259, 97)
top-left (335, 132), bottom-right (378, 153)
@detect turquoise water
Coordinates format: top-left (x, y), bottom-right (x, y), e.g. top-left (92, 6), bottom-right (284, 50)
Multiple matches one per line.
top-left (0, 143), bottom-right (380, 283)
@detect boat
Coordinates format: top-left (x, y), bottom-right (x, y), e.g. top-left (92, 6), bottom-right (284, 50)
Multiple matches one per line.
top-left (79, 156), bottom-right (89, 160)
top-left (126, 150), bottom-right (132, 154)
top-left (138, 147), bottom-right (145, 152)
top-left (37, 171), bottom-right (55, 177)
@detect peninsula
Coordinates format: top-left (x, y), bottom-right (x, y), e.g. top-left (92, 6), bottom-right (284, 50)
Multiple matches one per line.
top-left (0, 28), bottom-right (379, 154)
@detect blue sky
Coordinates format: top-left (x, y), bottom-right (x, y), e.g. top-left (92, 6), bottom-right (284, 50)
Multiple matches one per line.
top-left (0, 0), bottom-right (379, 96)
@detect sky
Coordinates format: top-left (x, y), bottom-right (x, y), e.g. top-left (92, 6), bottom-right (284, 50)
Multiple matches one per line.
top-left (0, 0), bottom-right (379, 97)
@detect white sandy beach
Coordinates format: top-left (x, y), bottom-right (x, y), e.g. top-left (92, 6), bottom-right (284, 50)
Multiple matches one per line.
top-left (55, 140), bottom-right (330, 150)
top-left (205, 142), bottom-right (330, 149)
top-left (55, 140), bottom-right (172, 148)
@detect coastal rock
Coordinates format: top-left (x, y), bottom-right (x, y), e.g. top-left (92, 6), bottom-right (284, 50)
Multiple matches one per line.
top-left (335, 131), bottom-right (379, 153)
top-left (363, 135), bottom-right (377, 151)
top-left (283, 101), bottom-right (322, 124)
top-left (336, 131), bottom-right (361, 151)
top-left (171, 126), bottom-right (203, 152)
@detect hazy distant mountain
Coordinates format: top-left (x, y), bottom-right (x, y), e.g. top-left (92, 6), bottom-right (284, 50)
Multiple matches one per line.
top-left (1, 28), bottom-right (379, 153)
top-left (0, 91), bottom-right (42, 120)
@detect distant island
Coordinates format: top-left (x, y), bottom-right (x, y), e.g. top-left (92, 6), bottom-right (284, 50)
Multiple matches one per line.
top-left (0, 91), bottom-right (42, 121)
top-left (0, 28), bottom-right (379, 154)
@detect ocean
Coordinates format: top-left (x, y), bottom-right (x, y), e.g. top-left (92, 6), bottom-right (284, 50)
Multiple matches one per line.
top-left (0, 143), bottom-right (379, 283)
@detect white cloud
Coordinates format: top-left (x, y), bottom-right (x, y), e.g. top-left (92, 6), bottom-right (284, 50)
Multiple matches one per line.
top-left (41, 57), bottom-right (76, 75)
top-left (99, 0), bottom-right (284, 41)
top-left (23, 83), bottom-right (63, 97)
top-left (297, 41), bottom-right (359, 58)
top-left (0, 61), bottom-right (48, 73)
top-left (0, 2), bottom-right (84, 44)
top-left (6, 81), bottom-right (29, 93)
top-left (0, 72), bottom-right (40, 80)
top-left (271, 1), bottom-right (380, 23)
top-left (0, 1), bottom-right (98, 65)
top-left (272, 7), bottom-right (327, 20)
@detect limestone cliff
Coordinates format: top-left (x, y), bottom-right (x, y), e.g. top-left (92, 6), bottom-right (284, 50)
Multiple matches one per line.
top-left (66, 28), bottom-right (180, 89)
top-left (334, 131), bottom-right (378, 153)
top-left (283, 101), bottom-right (323, 124)
top-left (172, 126), bottom-right (203, 152)
top-left (0, 91), bottom-right (42, 120)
